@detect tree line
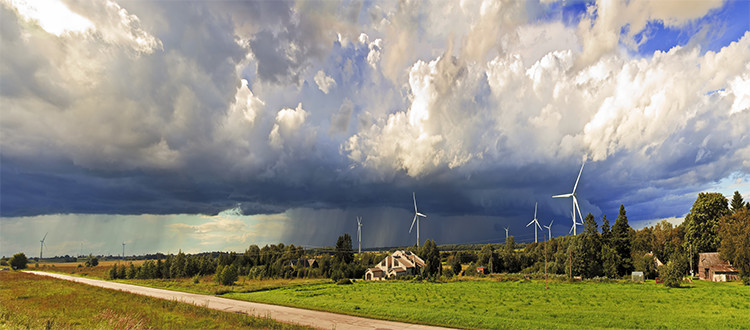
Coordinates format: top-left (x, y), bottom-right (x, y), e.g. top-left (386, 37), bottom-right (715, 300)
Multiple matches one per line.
top-left (456, 191), bottom-right (749, 286)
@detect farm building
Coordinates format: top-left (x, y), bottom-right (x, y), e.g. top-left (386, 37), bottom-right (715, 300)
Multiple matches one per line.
top-left (365, 250), bottom-right (425, 281)
top-left (697, 252), bottom-right (739, 282)
top-left (476, 266), bottom-right (487, 274)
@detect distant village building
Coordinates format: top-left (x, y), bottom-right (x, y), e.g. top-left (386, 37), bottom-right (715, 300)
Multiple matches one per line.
top-left (698, 252), bottom-right (739, 282)
top-left (646, 252), bottom-right (664, 267)
top-left (365, 250), bottom-right (425, 281)
top-left (476, 266), bottom-right (487, 274)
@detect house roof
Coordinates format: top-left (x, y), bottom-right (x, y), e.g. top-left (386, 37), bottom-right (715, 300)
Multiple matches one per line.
top-left (367, 268), bottom-right (384, 273)
top-left (710, 264), bottom-right (738, 273)
top-left (389, 267), bottom-right (407, 273)
top-left (698, 252), bottom-right (724, 268)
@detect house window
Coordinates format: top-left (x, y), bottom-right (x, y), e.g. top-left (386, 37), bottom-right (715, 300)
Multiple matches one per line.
top-left (394, 260), bottom-right (399, 267)
top-left (381, 260), bottom-right (385, 266)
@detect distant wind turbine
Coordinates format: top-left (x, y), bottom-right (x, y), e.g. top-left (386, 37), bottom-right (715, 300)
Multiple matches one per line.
top-left (409, 192), bottom-right (427, 247)
top-left (526, 203), bottom-right (543, 243)
top-left (504, 227), bottom-right (510, 242)
top-left (122, 242), bottom-right (126, 259)
top-left (553, 161), bottom-right (585, 235)
top-left (356, 216), bottom-right (363, 254)
top-left (544, 219), bottom-right (554, 240)
top-left (40, 232), bottom-right (48, 260)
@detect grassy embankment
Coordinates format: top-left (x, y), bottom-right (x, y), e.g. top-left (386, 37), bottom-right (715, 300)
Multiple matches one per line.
top-left (225, 279), bottom-right (750, 329)
top-left (30, 261), bottom-right (330, 295)
top-left (0, 271), bottom-right (309, 329)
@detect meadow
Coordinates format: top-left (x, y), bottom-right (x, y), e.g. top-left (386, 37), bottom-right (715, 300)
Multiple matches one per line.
top-left (31, 261), bottom-right (330, 295)
top-left (225, 279), bottom-right (750, 329)
top-left (0, 271), bottom-right (309, 329)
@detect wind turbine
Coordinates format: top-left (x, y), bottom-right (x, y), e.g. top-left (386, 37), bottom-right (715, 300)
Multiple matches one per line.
top-left (504, 227), bottom-right (510, 242)
top-left (553, 161), bottom-right (585, 235)
top-left (356, 216), bottom-right (363, 254)
top-left (544, 219), bottom-right (554, 240)
top-left (568, 210), bottom-right (580, 235)
top-left (39, 232), bottom-right (48, 260)
top-left (122, 242), bottom-right (126, 259)
top-left (526, 203), bottom-right (543, 243)
top-left (409, 192), bottom-right (427, 247)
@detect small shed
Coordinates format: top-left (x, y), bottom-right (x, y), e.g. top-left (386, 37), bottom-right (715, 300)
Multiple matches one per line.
top-left (698, 252), bottom-right (739, 281)
top-left (631, 271), bottom-right (644, 282)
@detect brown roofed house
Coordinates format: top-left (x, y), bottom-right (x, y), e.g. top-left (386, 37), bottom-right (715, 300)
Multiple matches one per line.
top-left (698, 252), bottom-right (739, 282)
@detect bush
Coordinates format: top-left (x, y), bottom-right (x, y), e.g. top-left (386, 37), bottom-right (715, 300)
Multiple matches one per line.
top-left (192, 275), bottom-right (201, 284)
top-left (336, 278), bottom-right (353, 285)
top-left (85, 255), bottom-right (99, 267)
top-left (450, 257), bottom-right (462, 276)
top-left (660, 261), bottom-right (683, 288)
top-left (9, 253), bottom-right (28, 270)
top-left (215, 264), bottom-right (238, 286)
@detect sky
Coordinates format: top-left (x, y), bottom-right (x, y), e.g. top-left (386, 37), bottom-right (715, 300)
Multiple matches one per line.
top-left (1, 0), bottom-right (749, 257)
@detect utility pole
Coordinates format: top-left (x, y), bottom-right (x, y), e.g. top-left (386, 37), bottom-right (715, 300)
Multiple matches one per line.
top-left (688, 244), bottom-right (693, 280)
top-left (544, 236), bottom-right (549, 290)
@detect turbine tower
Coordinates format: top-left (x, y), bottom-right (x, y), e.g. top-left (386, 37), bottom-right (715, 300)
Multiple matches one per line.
top-left (544, 219), bottom-right (554, 240)
top-left (526, 203), bottom-right (542, 243)
top-left (39, 232), bottom-right (48, 260)
top-left (122, 242), bottom-right (126, 259)
top-left (409, 192), bottom-right (427, 247)
top-left (553, 161), bottom-right (585, 235)
top-left (356, 216), bottom-right (363, 254)
top-left (504, 227), bottom-right (509, 242)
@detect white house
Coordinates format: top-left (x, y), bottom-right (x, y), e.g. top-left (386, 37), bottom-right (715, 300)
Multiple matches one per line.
top-left (365, 250), bottom-right (425, 281)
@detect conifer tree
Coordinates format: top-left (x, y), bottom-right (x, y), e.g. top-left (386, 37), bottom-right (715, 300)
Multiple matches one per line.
top-left (731, 191), bottom-right (745, 213)
top-left (611, 205), bottom-right (633, 276)
top-left (581, 213), bottom-right (602, 278)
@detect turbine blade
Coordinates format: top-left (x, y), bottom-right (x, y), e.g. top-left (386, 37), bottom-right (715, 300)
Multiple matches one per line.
top-left (553, 194), bottom-right (572, 198)
top-left (569, 225), bottom-right (575, 234)
top-left (534, 203), bottom-right (538, 220)
top-left (42, 232), bottom-right (48, 241)
top-left (574, 196), bottom-right (584, 224)
top-left (527, 220), bottom-right (535, 227)
top-left (550, 219), bottom-right (554, 226)
top-left (413, 192), bottom-right (418, 213)
top-left (417, 212), bottom-right (427, 218)
top-left (573, 161), bottom-right (585, 193)
top-left (536, 221), bottom-right (542, 230)
top-left (409, 214), bottom-right (417, 233)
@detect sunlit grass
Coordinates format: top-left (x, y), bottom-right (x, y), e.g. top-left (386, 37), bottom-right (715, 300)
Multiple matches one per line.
top-left (225, 279), bottom-right (750, 329)
top-left (0, 271), bottom-right (309, 329)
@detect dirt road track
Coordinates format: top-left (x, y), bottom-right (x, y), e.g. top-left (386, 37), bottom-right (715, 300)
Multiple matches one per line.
top-left (26, 271), bottom-right (452, 330)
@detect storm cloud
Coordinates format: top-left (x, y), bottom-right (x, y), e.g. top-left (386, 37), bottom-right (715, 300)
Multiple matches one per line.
top-left (1, 0), bottom-right (749, 256)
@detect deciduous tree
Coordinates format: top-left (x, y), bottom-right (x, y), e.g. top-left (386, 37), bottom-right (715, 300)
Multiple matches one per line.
top-left (9, 253), bottom-right (28, 270)
top-left (684, 192), bottom-right (729, 253)
top-left (718, 208), bottom-right (750, 284)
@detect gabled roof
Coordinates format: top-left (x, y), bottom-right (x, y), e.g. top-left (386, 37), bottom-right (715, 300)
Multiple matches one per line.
top-left (698, 252), bottom-right (725, 268)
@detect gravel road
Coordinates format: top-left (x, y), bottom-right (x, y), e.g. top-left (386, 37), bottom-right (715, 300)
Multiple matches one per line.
top-left (26, 271), bottom-right (452, 330)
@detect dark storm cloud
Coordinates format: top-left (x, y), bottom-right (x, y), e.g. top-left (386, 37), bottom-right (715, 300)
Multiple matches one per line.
top-left (1, 0), bottom-right (749, 251)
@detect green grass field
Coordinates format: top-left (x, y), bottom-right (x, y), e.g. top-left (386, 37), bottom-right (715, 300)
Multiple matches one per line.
top-left (225, 279), bottom-right (750, 329)
top-left (0, 271), bottom-right (309, 329)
